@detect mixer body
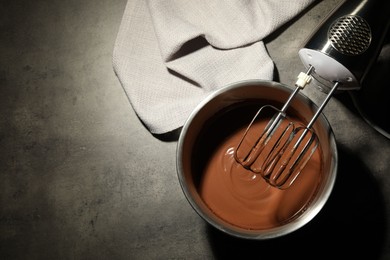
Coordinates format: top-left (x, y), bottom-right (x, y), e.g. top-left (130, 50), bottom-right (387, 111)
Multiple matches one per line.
top-left (299, 0), bottom-right (390, 92)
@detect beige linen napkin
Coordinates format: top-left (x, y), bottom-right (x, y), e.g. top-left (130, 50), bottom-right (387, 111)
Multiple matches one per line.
top-left (113, 0), bottom-right (315, 134)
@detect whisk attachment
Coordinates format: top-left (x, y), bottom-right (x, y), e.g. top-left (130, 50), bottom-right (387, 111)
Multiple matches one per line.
top-left (235, 67), bottom-right (340, 189)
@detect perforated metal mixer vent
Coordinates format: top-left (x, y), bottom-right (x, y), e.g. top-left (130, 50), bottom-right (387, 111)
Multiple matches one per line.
top-left (328, 15), bottom-right (371, 56)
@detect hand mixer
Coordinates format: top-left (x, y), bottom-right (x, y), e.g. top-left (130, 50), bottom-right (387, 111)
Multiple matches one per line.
top-left (234, 0), bottom-right (390, 189)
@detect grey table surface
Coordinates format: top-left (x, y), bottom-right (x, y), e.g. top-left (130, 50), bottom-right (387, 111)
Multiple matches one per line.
top-left (1, 0), bottom-right (390, 259)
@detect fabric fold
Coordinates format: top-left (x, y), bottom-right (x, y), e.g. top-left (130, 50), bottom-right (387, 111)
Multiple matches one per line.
top-left (113, 0), bottom-right (315, 134)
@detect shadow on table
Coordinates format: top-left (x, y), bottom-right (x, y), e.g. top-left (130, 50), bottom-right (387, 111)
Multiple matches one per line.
top-left (206, 145), bottom-right (387, 260)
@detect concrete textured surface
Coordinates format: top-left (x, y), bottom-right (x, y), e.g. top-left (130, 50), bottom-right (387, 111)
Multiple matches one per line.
top-left (1, 0), bottom-right (390, 259)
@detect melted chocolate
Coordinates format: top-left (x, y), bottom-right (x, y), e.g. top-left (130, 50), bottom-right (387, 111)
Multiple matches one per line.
top-left (195, 104), bottom-right (323, 230)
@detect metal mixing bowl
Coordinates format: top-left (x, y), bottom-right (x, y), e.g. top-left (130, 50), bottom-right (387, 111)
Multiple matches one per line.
top-left (176, 79), bottom-right (338, 239)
